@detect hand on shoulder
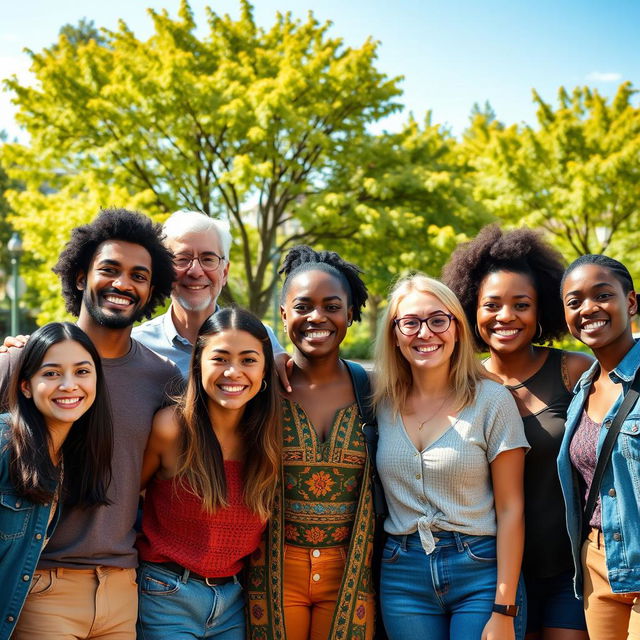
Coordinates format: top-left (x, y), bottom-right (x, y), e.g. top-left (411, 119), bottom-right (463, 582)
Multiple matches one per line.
top-left (0, 334), bottom-right (29, 353)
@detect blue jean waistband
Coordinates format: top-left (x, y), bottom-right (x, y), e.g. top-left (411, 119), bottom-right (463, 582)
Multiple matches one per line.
top-left (388, 530), bottom-right (495, 552)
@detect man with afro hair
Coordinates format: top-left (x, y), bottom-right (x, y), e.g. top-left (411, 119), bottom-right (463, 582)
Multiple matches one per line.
top-left (0, 208), bottom-right (180, 639)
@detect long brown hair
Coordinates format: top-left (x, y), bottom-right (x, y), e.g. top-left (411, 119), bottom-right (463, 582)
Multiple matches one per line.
top-left (175, 307), bottom-right (281, 520)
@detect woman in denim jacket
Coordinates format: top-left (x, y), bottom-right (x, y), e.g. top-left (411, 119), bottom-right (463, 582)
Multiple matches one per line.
top-left (0, 323), bottom-right (112, 639)
top-left (558, 254), bottom-right (640, 640)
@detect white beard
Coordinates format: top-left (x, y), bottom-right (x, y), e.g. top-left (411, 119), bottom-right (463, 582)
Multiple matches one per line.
top-left (174, 292), bottom-right (215, 312)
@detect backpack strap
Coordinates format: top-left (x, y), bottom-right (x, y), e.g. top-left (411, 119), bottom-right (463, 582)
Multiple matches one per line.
top-left (344, 360), bottom-right (388, 518)
top-left (584, 370), bottom-right (640, 522)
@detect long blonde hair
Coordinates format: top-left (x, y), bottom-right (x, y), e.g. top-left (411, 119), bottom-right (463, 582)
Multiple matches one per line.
top-left (373, 274), bottom-right (486, 414)
top-left (176, 308), bottom-right (281, 521)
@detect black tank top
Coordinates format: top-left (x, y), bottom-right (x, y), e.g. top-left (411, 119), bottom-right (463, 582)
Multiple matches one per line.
top-left (505, 348), bottom-right (574, 579)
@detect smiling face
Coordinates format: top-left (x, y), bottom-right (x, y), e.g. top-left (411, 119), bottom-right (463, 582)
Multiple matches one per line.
top-left (562, 263), bottom-right (637, 360)
top-left (21, 340), bottom-right (98, 432)
top-left (477, 270), bottom-right (538, 355)
top-left (281, 269), bottom-right (353, 360)
top-left (166, 229), bottom-right (229, 313)
top-left (200, 329), bottom-right (266, 414)
top-left (394, 290), bottom-right (457, 376)
top-left (77, 240), bottom-right (153, 329)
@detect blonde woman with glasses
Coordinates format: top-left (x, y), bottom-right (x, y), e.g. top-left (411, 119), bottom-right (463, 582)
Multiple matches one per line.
top-left (374, 274), bottom-right (529, 640)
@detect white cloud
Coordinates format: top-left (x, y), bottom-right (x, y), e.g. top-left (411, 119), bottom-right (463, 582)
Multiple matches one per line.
top-left (585, 71), bottom-right (622, 83)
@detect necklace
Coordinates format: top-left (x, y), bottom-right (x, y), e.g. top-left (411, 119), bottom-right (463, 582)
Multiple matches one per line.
top-left (417, 391), bottom-right (453, 431)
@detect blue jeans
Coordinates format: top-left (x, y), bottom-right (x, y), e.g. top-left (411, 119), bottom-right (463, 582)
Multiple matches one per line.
top-left (380, 531), bottom-right (525, 640)
top-left (136, 562), bottom-right (245, 639)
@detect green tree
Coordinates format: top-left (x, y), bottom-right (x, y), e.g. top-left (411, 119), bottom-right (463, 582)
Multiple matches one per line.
top-left (303, 115), bottom-right (489, 337)
top-left (2, 0), bottom-right (401, 319)
top-left (0, 131), bottom-right (22, 278)
top-left (467, 82), bottom-right (640, 261)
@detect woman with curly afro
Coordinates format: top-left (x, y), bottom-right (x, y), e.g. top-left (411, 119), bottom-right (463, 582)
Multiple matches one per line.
top-left (442, 225), bottom-right (591, 640)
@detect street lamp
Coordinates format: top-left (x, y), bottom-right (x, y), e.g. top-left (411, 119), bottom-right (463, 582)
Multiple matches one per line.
top-left (7, 232), bottom-right (23, 335)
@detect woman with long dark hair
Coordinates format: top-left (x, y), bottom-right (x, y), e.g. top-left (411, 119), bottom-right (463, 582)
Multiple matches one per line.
top-left (559, 254), bottom-right (640, 640)
top-left (136, 307), bottom-right (281, 639)
top-left (0, 322), bottom-right (112, 639)
top-left (443, 226), bottom-right (591, 640)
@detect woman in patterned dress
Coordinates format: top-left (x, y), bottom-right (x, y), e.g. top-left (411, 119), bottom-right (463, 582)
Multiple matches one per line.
top-left (247, 245), bottom-right (375, 640)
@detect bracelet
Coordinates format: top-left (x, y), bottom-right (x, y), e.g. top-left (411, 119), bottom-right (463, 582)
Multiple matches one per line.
top-left (492, 603), bottom-right (519, 617)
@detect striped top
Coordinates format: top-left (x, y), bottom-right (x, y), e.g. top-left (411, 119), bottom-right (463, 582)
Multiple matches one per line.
top-left (377, 379), bottom-right (529, 554)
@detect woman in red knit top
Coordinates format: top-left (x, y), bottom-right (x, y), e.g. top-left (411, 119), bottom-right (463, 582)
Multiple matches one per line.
top-left (136, 307), bottom-right (281, 639)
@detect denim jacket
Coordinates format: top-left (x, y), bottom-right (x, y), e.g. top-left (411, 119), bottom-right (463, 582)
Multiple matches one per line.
top-left (0, 420), bottom-right (60, 639)
top-left (557, 340), bottom-right (640, 596)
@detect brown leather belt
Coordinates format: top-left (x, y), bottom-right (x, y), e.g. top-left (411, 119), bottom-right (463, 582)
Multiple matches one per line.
top-left (154, 561), bottom-right (235, 586)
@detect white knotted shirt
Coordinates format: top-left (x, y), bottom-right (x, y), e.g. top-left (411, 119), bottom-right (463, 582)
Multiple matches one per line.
top-left (377, 379), bottom-right (529, 555)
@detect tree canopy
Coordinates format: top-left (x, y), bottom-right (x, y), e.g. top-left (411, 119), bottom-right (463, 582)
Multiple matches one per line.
top-left (306, 115), bottom-right (488, 309)
top-left (467, 83), bottom-right (640, 262)
top-left (2, 1), bottom-right (638, 325)
top-left (2, 0), bottom-right (402, 318)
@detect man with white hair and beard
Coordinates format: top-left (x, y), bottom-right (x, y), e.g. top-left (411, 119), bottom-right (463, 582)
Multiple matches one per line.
top-left (133, 210), bottom-right (288, 382)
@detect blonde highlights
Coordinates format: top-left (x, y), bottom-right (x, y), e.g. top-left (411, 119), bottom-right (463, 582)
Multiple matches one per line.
top-left (373, 274), bottom-right (486, 414)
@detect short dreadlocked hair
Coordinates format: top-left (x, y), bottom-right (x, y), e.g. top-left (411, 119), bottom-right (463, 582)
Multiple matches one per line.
top-left (442, 224), bottom-right (567, 350)
top-left (279, 245), bottom-right (368, 322)
top-left (53, 208), bottom-right (175, 318)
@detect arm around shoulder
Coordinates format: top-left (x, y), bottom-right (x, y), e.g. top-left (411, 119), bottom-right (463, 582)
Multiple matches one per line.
top-left (140, 406), bottom-right (181, 490)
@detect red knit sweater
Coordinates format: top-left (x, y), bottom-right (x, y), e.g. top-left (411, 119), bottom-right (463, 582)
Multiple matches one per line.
top-left (137, 460), bottom-right (265, 577)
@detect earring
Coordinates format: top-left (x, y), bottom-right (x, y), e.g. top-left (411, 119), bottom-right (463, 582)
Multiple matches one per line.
top-left (260, 379), bottom-right (267, 392)
top-left (535, 321), bottom-right (543, 342)
top-left (348, 320), bottom-right (353, 327)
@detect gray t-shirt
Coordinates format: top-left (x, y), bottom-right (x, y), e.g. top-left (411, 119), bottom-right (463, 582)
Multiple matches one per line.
top-left (377, 378), bottom-right (529, 555)
top-left (0, 338), bottom-right (180, 568)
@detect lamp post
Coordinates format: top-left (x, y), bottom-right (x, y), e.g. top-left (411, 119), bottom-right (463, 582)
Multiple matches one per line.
top-left (7, 232), bottom-right (23, 336)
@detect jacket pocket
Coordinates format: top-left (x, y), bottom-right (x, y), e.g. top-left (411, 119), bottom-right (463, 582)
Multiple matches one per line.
top-left (0, 491), bottom-right (32, 540)
top-left (620, 420), bottom-right (640, 461)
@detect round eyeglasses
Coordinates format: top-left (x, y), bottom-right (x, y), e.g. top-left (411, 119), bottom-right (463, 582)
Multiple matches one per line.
top-left (173, 253), bottom-right (225, 272)
top-left (394, 313), bottom-right (454, 336)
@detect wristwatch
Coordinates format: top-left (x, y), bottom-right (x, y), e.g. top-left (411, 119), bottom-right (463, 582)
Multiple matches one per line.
top-left (492, 604), bottom-right (520, 617)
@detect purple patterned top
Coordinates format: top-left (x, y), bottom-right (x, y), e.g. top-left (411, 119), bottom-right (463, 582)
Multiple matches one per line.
top-left (569, 410), bottom-right (601, 529)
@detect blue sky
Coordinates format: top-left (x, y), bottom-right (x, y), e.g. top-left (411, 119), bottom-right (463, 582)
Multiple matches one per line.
top-left (1, 0), bottom-right (639, 140)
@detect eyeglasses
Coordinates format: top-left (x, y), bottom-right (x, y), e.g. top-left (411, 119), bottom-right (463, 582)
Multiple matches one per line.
top-left (394, 313), bottom-right (454, 336)
top-left (173, 253), bottom-right (225, 272)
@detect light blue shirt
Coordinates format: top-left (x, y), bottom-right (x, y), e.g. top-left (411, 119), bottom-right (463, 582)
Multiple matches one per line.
top-left (558, 339), bottom-right (640, 596)
top-left (132, 305), bottom-right (285, 378)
